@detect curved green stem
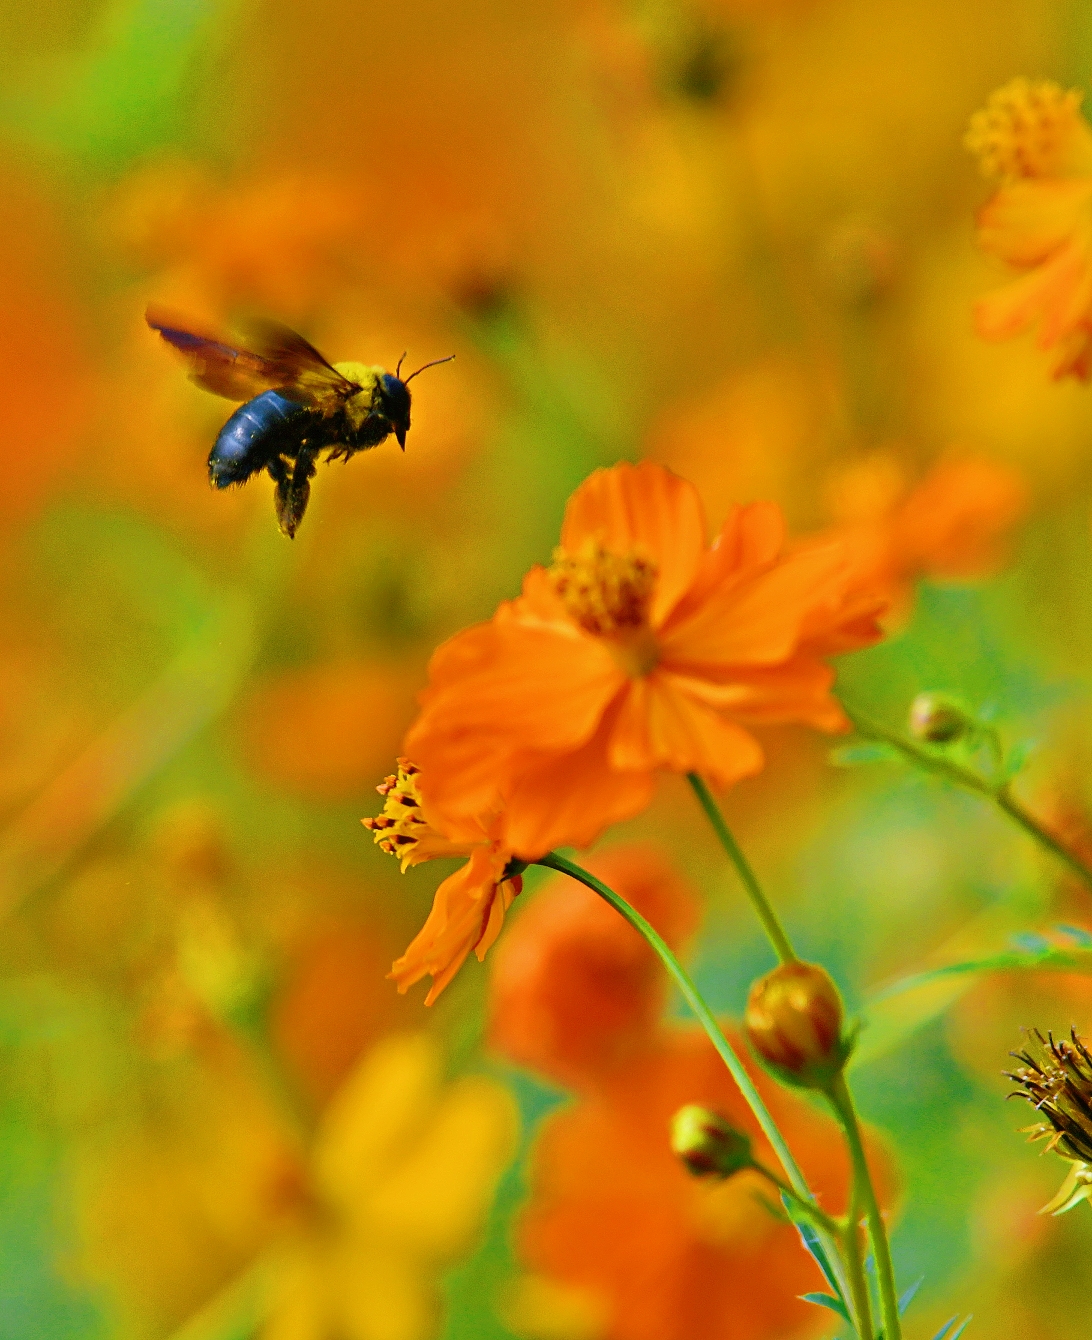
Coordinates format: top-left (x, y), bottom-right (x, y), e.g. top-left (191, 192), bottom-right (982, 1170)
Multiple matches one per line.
top-left (535, 852), bottom-right (808, 1189)
top-left (842, 704), bottom-right (1092, 896)
top-left (826, 1073), bottom-right (900, 1340)
top-left (686, 773), bottom-right (798, 964)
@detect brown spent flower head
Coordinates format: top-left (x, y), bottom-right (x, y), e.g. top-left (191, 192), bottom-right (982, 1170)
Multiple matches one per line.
top-left (1007, 1027), bottom-right (1092, 1214)
top-left (908, 692), bottom-right (972, 745)
top-left (1007, 1027), bottom-right (1092, 1163)
top-left (965, 78), bottom-right (1090, 181)
top-left (669, 1104), bottom-right (753, 1179)
top-left (745, 962), bottom-right (848, 1090)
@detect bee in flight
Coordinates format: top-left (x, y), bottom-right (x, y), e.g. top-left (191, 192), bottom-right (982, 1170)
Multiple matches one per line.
top-left (147, 307), bottom-right (454, 536)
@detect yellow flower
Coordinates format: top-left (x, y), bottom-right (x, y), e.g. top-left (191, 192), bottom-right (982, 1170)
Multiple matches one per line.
top-left (264, 1032), bottom-right (518, 1340)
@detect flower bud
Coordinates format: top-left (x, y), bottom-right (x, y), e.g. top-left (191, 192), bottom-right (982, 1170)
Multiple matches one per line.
top-left (669, 1104), bottom-right (753, 1179)
top-left (745, 961), bottom-right (848, 1090)
top-left (908, 692), bottom-right (971, 744)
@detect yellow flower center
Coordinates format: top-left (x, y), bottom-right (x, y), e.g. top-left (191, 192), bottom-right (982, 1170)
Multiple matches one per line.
top-left (966, 78), bottom-right (1089, 180)
top-left (363, 760), bottom-right (473, 871)
top-left (549, 539), bottom-right (657, 634)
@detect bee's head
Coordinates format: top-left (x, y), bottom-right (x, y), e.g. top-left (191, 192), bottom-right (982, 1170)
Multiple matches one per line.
top-left (381, 353), bottom-right (456, 450)
top-left (378, 373), bottom-right (412, 449)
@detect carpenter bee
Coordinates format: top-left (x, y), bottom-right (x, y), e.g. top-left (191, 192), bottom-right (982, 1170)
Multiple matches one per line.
top-left (147, 307), bottom-right (454, 536)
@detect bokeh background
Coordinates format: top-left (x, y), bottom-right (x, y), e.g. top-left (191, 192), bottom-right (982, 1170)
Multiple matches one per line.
top-left (4, 0), bottom-right (1092, 1336)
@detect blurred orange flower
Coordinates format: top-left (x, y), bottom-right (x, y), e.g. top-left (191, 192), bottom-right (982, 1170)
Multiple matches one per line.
top-left (966, 78), bottom-right (1092, 379)
top-left (489, 853), bottom-right (895, 1340)
top-left (363, 760), bottom-right (523, 1005)
top-left (407, 462), bottom-right (883, 859)
top-left (107, 162), bottom-right (366, 312)
top-left (816, 452), bottom-right (1028, 623)
top-left (488, 846), bottom-right (700, 1089)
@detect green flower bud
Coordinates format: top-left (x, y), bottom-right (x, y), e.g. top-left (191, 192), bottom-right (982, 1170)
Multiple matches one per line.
top-left (669, 1104), bottom-right (753, 1178)
top-left (908, 692), bottom-right (971, 744)
top-left (745, 961), bottom-right (849, 1090)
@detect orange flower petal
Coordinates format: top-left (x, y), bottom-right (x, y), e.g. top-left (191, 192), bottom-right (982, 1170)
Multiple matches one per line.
top-left (408, 621), bottom-right (626, 828)
top-left (389, 846), bottom-right (516, 1005)
top-left (502, 708), bottom-right (655, 857)
top-left (975, 236), bottom-right (1092, 343)
top-left (662, 542), bottom-right (847, 670)
top-left (668, 660), bottom-right (846, 731)
top-left (976, 179), bottom-right (1092, 266)
top-left (608, 674), bottom-right (765, 786)
top-left (559, 462), bottom-right (706, 625)
top-left (667, 501), bottom-right (786, 623)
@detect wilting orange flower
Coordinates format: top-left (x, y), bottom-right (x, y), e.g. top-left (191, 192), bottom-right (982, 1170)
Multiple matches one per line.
top-left (966, 78), bottom-right (1092, 379)
top-left (407, 462), bottom-right (882, 860)
top-left (363, 760), bottom-right (523, 1005)
top-left (817, 452), bottom-right (1028, 623)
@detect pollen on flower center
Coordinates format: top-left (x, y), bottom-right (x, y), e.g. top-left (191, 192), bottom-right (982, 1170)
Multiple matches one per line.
top-left (548, 539), bottom-right (659, 638)
top-left (966, 78), bottom-right (1088, 180)
top-left (363, 759), bottom-right (430, 869)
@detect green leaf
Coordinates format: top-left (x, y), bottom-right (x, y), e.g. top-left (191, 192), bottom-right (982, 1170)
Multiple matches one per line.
top-left (930, 1315), bottom-right (972, 1340)
top-left (799, 1293), bottom-right (850, 1323)
top-left (855, 943), bottom-right (1092, 1068)
top-left (829, 741), bottom-right (903, 768)
top-left (781, 1194), bottom-right (847, 1310)
top-left (898, 1278), bottom-right (924, 1315)
top-left (1002, 739), bottom-right (1035, 780)
top-left (1055, 923), bottom-right (1092, 947)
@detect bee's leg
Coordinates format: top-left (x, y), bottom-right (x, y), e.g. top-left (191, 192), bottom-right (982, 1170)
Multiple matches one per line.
top-left (274, 446), bottom-right (318, 539)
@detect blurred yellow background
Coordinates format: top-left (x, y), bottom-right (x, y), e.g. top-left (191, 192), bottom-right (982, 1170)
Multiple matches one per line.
top-left (3, 0), bottom-right (1092, 1337)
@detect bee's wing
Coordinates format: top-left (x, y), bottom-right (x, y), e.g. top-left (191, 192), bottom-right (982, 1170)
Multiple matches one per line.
top-left (239, 317), bottom-right (361, 409)
top-left (146, 307), bottom-right (359, 410)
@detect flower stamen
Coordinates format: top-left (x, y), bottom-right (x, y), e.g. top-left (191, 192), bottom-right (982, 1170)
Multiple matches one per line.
top-left (966, 78), bottom-right (1087, 181)
top-left (363, 758), bottom-right (473, 871)
top-left (548, 538), bottom-right (658, 637)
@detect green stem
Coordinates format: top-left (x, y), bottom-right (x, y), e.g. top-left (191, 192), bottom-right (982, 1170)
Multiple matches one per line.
top-left (686, 773), bottom-right (798, 964)
top-left (751, 1161), bottom-right (844, 1240)
top-left (536, 851), bottom-right (808, 1191)
top-left (827, 1073), bottom-right (900, 1340)
top-left (839, 1199), bottom-right (875, 1340)
top-left (842, 705), bottom-right (1092, 896)
top-left (535, 851), bottom-right (852, 1322)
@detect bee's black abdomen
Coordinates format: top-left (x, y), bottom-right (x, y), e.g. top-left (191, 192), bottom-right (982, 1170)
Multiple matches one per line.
top-left (209, 391), bottom-right (310, 488)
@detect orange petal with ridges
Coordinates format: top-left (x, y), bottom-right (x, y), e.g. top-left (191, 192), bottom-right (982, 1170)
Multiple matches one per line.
top-left (502, 708), bottom-right (655, 857)
top-left (412, 622), bottom-right (623, 753)
top-left (668, 660), bottom-right (845, 730)
top-left (668, 501), bottom-right (785, 624)
top-left (608, 675), bottom-right (765, 786)
top-left (559, 462), bottom-right (706, 626)
top-left (663, 542), bottom-right (845, 670)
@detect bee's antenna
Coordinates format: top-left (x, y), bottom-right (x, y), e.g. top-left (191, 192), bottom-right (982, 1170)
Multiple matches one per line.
top-left (395, 350), bottom-right (408, 378)
top-left (404, 354), bottom-right (455, 385)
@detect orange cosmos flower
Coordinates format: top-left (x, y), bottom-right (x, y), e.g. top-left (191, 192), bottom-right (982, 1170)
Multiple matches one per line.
top-left (817, 452), bottom-right (1028, 624)
top-left (406, 461), bottom-right (883, 859)
top-left (966, 78), bottom-right (1092, 379)
top-left (363, 759), bottom-right (523, 1005)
